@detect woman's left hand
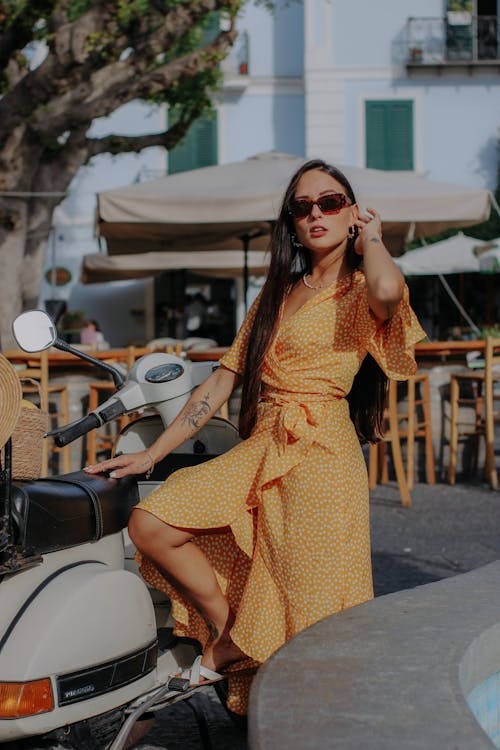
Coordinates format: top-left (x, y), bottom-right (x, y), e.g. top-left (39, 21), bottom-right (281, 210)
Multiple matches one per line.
top-left (353, 207), bottom-right (383, 255)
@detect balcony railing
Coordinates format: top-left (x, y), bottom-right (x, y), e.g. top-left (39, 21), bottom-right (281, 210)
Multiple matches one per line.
top-left (406, 15), bottom-right (499, 66)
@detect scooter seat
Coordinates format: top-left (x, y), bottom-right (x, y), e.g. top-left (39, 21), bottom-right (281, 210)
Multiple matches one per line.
top-left (11, 471), bottom-right (140, 555)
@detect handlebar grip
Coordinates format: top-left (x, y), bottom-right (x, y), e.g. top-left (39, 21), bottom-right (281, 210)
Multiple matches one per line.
top-left (48, 413), bottom-right (101, 447)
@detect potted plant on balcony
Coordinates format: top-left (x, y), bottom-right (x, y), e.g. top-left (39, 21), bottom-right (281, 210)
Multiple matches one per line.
top-left (409, 47), bottom-right (423, 63)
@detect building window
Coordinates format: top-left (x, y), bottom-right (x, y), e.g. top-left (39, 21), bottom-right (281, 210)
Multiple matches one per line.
top-left (365, 100), bottom-right (414, 171)
top-left (168, 111), bottom-right (218, 174)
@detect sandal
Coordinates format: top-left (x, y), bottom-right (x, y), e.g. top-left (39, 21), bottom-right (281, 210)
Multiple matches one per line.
top-left (168, 654), bottom-right (224, 690)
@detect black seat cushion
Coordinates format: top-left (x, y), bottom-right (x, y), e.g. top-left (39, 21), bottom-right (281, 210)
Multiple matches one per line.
top-left (11, 471), bottom-right (139, 555)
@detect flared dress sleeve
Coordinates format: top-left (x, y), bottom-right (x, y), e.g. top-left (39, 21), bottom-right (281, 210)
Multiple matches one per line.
top-left (355, 278), bottom-right (427, 380)
top-left (219, 292), bottom-right (262, 375)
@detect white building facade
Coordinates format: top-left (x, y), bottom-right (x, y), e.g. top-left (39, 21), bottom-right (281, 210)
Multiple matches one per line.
top-left (304, 0), bottom-right (499, 189)
top-left (40, 0), bottom-right (500, 344)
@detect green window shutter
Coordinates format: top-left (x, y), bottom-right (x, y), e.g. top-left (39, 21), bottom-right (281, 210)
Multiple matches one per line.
top-left (202, 11), bottom-right (220, 44)
top-left (365, 100), bottom-right (414, 171)
top-left (168, 112), bottom-right (218, 174)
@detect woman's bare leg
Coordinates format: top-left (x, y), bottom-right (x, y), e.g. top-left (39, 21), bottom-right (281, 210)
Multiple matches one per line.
top-left (128, 508), bottom-right (246, 674)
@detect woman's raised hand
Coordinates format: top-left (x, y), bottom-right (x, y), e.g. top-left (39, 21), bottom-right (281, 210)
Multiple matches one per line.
top-left (84, 450), bottom-right (155, 479)
top-left (353, 207), bottom-right (383, 255)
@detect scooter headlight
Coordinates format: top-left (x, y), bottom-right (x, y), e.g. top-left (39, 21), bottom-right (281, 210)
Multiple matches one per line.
top-left (0, 678), bottom-right (54, 718)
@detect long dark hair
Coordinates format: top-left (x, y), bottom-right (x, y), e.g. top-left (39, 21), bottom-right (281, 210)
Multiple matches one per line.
top-left (238, 159), bottom-right (388, 443)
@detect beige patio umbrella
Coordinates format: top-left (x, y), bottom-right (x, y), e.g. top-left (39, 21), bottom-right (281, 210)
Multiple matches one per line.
top-left (394, 232), bottom-right (490, 275)
top-left (97, 151), bottom-right (491, 253)
top-left (81, 249), bottom-right (270, 283)
top-left (95, 151), bottom-right (491, 298)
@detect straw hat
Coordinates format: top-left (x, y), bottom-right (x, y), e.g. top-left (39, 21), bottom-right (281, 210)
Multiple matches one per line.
top-left (0, 353), bottom-right (22, 450)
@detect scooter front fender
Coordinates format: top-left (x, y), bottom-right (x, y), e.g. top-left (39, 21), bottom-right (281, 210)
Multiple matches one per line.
top-left (0, 562), bottom-right (159, 741)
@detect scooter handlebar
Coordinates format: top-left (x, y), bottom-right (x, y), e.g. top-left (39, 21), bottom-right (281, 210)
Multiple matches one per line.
top-left (48, 413), bottom-right (102, 447)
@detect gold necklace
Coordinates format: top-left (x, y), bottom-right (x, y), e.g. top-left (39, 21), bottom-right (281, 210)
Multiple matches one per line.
top-left (302, 272), bottom-right (346, 290)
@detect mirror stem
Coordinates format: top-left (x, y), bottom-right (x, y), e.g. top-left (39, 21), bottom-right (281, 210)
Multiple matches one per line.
top-left (54, 338), bottom-right (125, 389)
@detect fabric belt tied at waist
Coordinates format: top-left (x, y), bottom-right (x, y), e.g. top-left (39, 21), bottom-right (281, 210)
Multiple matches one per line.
top-left (260, 396), bottom-right (324, 456)
top-left (278, 400), bottom-right (317, 449)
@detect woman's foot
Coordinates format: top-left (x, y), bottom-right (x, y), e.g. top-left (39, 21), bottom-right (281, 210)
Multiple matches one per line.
top-left (199, 608), bottom-right (247, 675)
top-left (202, 632), bottom-right (247, 674)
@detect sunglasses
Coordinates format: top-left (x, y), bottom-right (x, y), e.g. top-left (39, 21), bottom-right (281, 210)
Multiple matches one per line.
top-left (288, 193), bottom-right (351, 220)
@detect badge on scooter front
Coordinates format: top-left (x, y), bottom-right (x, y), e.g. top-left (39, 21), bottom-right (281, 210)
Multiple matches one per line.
top-left (145, 363), bottom-right (184, 383)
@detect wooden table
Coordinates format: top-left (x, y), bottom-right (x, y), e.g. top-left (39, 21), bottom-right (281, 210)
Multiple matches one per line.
top-left (185, 347), bottom-right (229, 362)
top-left (186, 342), bottom-right (487, 367)
top-left (5, 341), bottom-right (485, 371)
top-left (415, 340), bottom-right (485, 367)
top-left (4, 347), bottom-right (153, 371)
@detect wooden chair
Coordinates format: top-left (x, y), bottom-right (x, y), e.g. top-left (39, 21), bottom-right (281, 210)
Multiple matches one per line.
top-left (46, 381), bottom-right (71, 474)
top-left (484, 337), bottom-right (500, 489)
top-left (369, 373), bottom-right (436, 504)
top-left (447, 372), bottom-right (484, 484)
top-left (165, 343), bottom-right (183, 356)
top-left (85, 346), bottom-right (136, 465)
top-left (396, 372), bottom-right (436, 490)
top-left (85, 381), bottom-right (131, 465)
top-left (448, 337), bottom-right (500, 488)
top-left (369, 380), bottom-right (412, 508)
top-left (12, 350), bottom-right (71, 476)
top-left (146, 337), bottom-right (183, 352)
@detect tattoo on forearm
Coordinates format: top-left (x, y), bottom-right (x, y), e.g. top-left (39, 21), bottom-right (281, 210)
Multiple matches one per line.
top-left (181, 393), bottom-right (211, 432)
top-left (369, 237), bottom-right (381, 244)
top-left (207, 621), bottom-right (219, 640)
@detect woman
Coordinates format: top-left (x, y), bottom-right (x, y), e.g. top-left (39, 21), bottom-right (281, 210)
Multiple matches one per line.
top-left (84, 159), bottom-right (425, 714)
top-left (80, 319), bottom-right (105, 349)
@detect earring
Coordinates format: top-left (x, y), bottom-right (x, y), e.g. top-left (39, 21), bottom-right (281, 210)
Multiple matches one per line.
top-left (291, 233), bottom-right (302, 248)
top-left (348, 225), bottom-right (357, 238)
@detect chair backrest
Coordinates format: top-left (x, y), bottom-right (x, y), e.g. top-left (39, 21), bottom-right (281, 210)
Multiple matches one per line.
top-left (9, 349), bottom-right (50, 413)
top-left (126, 345), bottom-right (136, 371)
top-left (146, 337), bottom-right (182, 351)
top-left (485, 337), bottom-right (500, 393)
top-left (485, 337), bottom-right (500, 410)
top-left (484, 337), bottom-right (500, 489)
top-left (183, 337), bottom-right (218, 351)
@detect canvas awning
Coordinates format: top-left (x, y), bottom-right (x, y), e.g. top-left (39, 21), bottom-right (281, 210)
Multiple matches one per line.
top-left (96, 152), bottom-right (491, 258)
top-left (81, 249), bottom-right (270, 283)
top-left (395, 232), bottom-right (491, 275)
top-left (395, 233), bottom-right (500, 276)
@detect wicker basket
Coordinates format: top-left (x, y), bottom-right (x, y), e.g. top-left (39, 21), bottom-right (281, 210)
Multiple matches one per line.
top-left (10, 378), bottom-right (49, 481)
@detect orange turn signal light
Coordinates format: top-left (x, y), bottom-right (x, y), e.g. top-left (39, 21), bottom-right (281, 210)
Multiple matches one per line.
top-left (0, 679), bottom-right (54, 718)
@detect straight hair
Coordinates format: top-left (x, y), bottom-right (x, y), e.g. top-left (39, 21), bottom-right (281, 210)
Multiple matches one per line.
top-left (238, 159), bottom-right (388, 443)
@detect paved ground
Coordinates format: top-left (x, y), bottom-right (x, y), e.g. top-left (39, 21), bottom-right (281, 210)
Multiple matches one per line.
top-left (131, 479), bottom-right (500, 750)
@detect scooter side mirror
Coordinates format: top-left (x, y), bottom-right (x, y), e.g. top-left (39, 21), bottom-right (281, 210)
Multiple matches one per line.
top-left (12, 309), bottom-right (126, 389)
top-left (12, 310), bottom-right (56, 352)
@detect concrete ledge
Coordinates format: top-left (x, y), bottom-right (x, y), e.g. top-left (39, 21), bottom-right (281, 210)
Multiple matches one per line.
top-left (249, 561), bottom-right (500, 749)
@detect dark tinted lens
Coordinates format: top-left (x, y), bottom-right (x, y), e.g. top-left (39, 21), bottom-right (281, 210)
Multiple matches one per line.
top-left (289, 193), bottom-right (348, 219)
top-left (317, 194), bottom-right (347, 213)
top-left (289, 200), bottom-right (313, 219)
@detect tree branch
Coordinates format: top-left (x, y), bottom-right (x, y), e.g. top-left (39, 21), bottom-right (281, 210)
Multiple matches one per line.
top-left (0, 0), bottom-right (231, 141)
top-left (29, 28), bottom-right (235, 141)
top-left (85, 115), bottom-right (205, 159)
top-left (0, 0), bottom-right (57, 74)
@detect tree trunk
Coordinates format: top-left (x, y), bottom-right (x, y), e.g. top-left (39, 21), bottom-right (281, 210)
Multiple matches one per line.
top-left (0, 4), bottom-right (238, 348)
top-left (0, 200), bottom-right (29, 349)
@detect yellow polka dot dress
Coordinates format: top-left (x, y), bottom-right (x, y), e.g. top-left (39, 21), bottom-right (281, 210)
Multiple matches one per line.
top-left (136, 270), bottom-right (426, 714)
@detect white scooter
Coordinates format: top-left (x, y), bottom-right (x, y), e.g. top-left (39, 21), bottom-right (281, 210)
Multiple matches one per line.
top-left (0, 310), bottom-right (240, 749)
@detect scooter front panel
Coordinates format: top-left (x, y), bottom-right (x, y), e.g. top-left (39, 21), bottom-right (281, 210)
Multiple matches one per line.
top-left (0, 564), bottom-right (161, 742)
